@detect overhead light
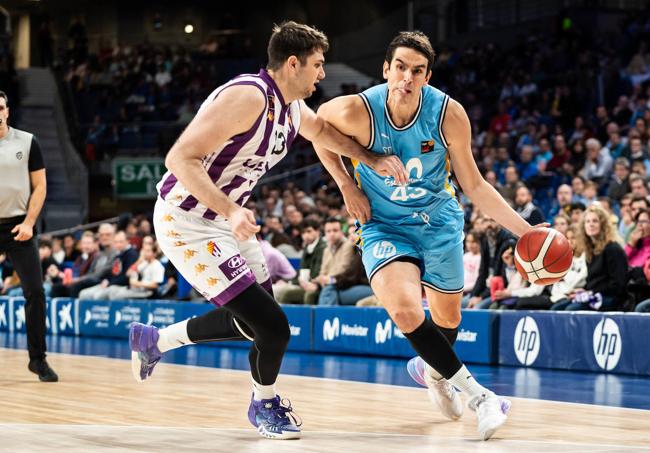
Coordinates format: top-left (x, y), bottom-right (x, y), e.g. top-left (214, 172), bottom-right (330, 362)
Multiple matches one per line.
top-left (184, 24), bottom-right (194, 34)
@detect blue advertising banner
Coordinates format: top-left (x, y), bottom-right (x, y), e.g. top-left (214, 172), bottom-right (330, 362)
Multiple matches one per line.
top-left (0, 297), bottom-right (9, 332)
top-left (51, 298), bottom-right (76, 336)
top-left (6, 298), bottom-right (52, 334)
top-left (499, 311), bottom-right (650, 375)
top-left (313, 306), bottom-right (413, 358)
top-left (455, 310), bottom-right (499, 364)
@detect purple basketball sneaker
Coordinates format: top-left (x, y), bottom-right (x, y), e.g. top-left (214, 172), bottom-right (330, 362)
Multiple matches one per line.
top-left (248, 394), bottom-right (301, 439)
top-left (129, 322), bottom-right (162, 382)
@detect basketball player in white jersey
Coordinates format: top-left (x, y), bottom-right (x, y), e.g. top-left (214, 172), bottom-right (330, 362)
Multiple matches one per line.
top-left (128, 21), bottom-right (407, 440)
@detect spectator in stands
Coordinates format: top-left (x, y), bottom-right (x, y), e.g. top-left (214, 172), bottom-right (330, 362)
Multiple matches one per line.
top-left (582, 180), bottom-right (599, 206)
top-left (514, 185), bottom-right (545, 225)
top-left (462, 230), bottom-right (481, 299)
top-left (582, 138), bottom-right (613, 184)
top-left (626, 195), bottom-right (650, 242)
top-left (488, 243), bottom-right (544, 309)
top-left (618, 194), bottom-right (635, 238)
top-left (270, 232), bottom-right (302, 259)
top-left (106, 242), bottom-right (165, 300)
top-left (556, 205), bottom-right (628, 311)
top-left (568, 139), bottom-right (587, 175)
top-left (547, 135), bottom-right (570, 171)
top-left (50, 232), bottom-right (96, 295)
top-left (257, 233), bottom-right (297, 287)
top-left (51, 223), bottom-right (117, 297)
top-left (517, 145), bottom-right (539, 181)
top-left (313, 218), bottom-right (357, 305)
top-left (548, 184), bottom-right (574, 220)
top-left (572, 176), bottom-right (587, 204)
top-left (607, 157), bottom-right (631, 202)
top-left (552, 214), bottom-right (570, 236)
top-left (547, 224), bottom-right (588, 310)
top-left (629, 174), bottom-right (650, 201)
top-left (51, 237), bottom-right (65, 264)
top-left (62, 234), bottom-right (80, 263)
top-left (78, 230), bottom-right (139, 300)
top-left (569, 202), bottom-right (587, 225)
top-left (276, 218), bottom-right (326, 305)
top-left (317, 224), bottom-right (372, 306)
top-left (497, 165), bottom-right (520, 203)
top-left (625, 208), bottom-right (650, 268)
top-left (467, 218), bottom-right (514, 308)
top-left (607, 131), bottom-right (626, 159)
top-left (623, 136), bottom-right (648, 162)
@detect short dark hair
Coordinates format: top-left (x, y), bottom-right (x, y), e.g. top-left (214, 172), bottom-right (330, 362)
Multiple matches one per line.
top-left (0, 91), bottom-right (7, 105)
top-left (39, 239), bottom-right (52, 249)
top-left (631, 195), bottom-right (650, 207)
top-left (385, 31), bottom-right (436, 73)
top-left (324, 217), bottom-right (342, 226)
top-left (267, 21), bottom-right (329, 71)
top-left (299, 217), bottom-right (321, 232)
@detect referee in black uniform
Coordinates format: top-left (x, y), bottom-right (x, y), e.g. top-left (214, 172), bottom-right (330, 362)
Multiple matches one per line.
top-left (0, 90), bottom-right (57, 382)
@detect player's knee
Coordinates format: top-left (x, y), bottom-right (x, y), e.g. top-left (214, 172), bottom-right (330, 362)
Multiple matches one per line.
top-left (436, 311), bottom-right (461, 329)
top-left (390, 308), bottom-right (425, 334)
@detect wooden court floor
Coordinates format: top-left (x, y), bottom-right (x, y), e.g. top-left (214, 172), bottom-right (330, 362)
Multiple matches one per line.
top-left (1, 348), bottom-right (649, 452)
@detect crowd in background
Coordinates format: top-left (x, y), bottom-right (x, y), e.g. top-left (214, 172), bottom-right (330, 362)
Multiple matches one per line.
top-left (5, 9), bottom-right (650, 311)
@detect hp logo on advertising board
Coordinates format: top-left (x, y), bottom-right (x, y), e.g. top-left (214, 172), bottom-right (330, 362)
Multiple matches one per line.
top-left (513, 316), bottom-right (540, 366)
top-left (593, 318), bottom-right (622, 371)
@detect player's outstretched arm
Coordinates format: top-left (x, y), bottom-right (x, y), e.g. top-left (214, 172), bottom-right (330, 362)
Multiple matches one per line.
top-left (311, 97), bottom-right (372, 223)
top-left (299, 100), bottom-right (408, 185)
top-left (444, 99), bottom-right (534, 238)
top-left (164, 85), bottom-right (263, 239)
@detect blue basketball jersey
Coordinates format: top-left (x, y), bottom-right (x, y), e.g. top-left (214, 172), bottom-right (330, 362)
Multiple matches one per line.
top-left (354, 83), bottom-right (457, 224)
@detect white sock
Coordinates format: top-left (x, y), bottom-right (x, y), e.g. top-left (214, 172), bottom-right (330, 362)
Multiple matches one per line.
top-left (156, 319), bottom-right (193, 353)
top-left (447, 365), bottom-right (490, 400)
top-left (252, 378), bottom-right (276, 401)
top-left (424, 362), bottom-right (443, 382)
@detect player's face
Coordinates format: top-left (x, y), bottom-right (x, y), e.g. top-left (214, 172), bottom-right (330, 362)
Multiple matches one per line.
top-left (296, 50), bottom-right (325, 99)
top-left (383, 47), bottom-right (431, 103)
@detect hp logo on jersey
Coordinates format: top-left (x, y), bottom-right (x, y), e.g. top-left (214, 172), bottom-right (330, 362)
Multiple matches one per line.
top-left (593, 318), bottom-right (622, 371)
top-left (513, 316), bottom-right (540, 366)
top-left (373, 241), bottom-right (396, 259)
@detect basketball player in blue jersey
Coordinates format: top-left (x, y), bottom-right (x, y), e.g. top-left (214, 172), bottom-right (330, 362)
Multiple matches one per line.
top-left (314, 31), bottom-right (543, 440)
top-left (127, 22), bottom-right (407, 440)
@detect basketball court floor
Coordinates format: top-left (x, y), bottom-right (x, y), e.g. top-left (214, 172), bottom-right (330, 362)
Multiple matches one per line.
top-left (1, 332), bottom-right (649, 452)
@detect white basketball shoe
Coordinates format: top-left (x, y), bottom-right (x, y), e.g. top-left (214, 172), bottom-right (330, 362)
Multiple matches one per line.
top-left (407, 356), bottom-right (464, 420)
top-left (468, 392), bottom-right (511, 441)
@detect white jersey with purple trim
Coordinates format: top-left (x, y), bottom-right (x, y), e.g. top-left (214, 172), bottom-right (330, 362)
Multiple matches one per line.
top-left (156, 69), bottom-right (302, 220)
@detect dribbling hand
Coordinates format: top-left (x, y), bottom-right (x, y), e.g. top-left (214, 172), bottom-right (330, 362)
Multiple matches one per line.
top-left (342, 183), bottom-right (371, 224)
top-left (229, 206), bottom-right (260, 242)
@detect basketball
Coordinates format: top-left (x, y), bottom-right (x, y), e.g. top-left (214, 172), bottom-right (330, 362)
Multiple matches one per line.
top-left (514, 227), bottom-right (573, 285)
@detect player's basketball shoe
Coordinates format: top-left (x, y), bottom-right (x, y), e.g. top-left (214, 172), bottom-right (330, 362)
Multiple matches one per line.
top-left (248, 394), bottom-right (302, 440)
top-left (129, 322), bottom-right (162, 383)
top-left (468, 391), bottom-right (511, 441)
top-left (407, 356), bottom-right (463, 420)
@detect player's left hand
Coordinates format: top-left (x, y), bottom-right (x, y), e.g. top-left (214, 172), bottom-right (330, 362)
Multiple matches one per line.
top-left (368, 154), bottom-right (408, 185)
top-left (341, 183), bottom-right (371, 224)
top-left (11, 222), bottom-right (33, 241)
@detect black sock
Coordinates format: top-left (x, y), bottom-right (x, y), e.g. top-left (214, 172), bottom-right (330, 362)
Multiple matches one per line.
top-left (404, 318), bottom-right (462, 379)
top-left (435, 324), bottom-right (458, 346)
top-left (186, 308), bottom-right (253, 343)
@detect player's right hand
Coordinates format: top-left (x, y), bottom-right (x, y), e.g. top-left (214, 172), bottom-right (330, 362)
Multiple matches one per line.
top-left (229, 206), bottom-right (260, 242)
top-left (341, 183), bottom-right (371, 224)
top-left (368, 154), bottom-right (408, 185)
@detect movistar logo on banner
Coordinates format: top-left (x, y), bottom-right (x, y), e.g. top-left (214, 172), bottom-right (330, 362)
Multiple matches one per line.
top-left (323, 317), bottom-right (368, 341)
top-left (374, 319), bottom-right (406, 344)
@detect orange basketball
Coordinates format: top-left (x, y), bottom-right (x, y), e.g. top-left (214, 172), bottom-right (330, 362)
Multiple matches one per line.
top-left (514, 227), bottom-right (573, 285)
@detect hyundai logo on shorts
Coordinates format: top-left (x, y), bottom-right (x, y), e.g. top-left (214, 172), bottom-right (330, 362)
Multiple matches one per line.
top-left (228, 256), bottom-right (244, 268)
